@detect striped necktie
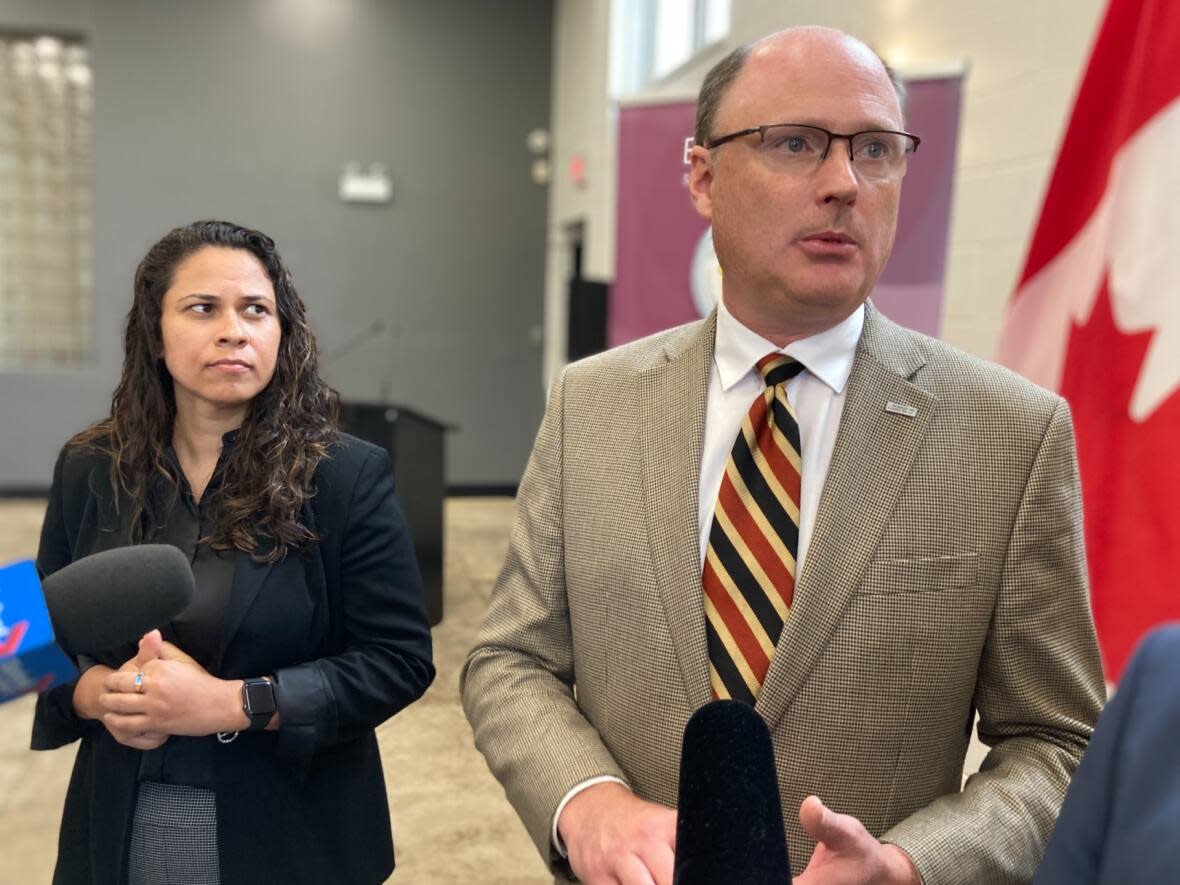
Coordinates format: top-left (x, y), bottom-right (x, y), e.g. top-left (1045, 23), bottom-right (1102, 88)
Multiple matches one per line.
top-left (703, 352), bottom-right (805, 704)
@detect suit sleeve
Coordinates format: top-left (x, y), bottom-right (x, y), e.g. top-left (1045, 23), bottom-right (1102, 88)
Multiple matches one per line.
top-left (270, 447), bottom-right (436, 764)
top-left (30, 446), bottom-right (101, 750)
top-left (460, 370), bottom-right (629, 872)
top-left (881, 397), bottom-right (1107, 884)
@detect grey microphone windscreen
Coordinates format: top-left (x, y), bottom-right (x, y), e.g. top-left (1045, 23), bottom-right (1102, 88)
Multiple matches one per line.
top-left (41, 545), bottom-right (195, 656)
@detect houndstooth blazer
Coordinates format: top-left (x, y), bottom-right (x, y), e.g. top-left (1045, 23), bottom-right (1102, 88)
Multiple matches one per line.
top-left (461, 303), bottom-right (1105, 884)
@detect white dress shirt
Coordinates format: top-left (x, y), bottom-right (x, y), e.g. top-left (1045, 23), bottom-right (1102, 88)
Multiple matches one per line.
top-left (552, 300), bottom-right (865, 854)
top-left (698, 299), bottom-right (864, 577)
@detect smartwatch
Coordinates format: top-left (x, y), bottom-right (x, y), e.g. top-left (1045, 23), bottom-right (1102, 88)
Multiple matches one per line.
top-left (241, 678), bottom-right (276, 732)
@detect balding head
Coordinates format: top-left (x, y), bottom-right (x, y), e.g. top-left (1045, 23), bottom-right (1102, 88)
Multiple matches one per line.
top-left (694, 27), bottom-right (904, 147)
top-left (684, 25), bottom-right (913, 344)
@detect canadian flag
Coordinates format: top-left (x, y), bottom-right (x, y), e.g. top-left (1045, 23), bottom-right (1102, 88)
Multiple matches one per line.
top-left (997, 0), bottom-right (1180, 679)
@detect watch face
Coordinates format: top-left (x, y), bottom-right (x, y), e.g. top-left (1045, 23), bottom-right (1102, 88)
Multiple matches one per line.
top-left (244, 680), bottom-right (276, 715)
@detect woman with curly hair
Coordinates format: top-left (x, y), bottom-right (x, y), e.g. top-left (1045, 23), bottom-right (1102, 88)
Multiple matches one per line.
top-left (32, 220), bottom-right (435, 885)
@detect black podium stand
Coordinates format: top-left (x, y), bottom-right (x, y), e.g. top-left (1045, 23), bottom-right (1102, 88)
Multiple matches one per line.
top-left (338, 402), bottom-right (449, 626)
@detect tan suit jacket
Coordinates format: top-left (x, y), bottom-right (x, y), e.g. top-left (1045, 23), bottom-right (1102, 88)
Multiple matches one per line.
top-left (461, 305), bottom-right (1105, 884)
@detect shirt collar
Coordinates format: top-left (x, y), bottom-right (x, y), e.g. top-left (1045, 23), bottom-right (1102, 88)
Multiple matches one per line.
top-left (714, 298), bottom-right (864, 394)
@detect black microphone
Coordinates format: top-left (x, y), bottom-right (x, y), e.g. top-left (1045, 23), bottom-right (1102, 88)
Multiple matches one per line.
top-left (674, 700), bottom-right (791, 884)
top-left (42, 544), bottom-right (195, 656)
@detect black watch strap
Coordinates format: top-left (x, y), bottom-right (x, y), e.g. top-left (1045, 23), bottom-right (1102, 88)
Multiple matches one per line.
top-left (241, 678), bottom-right (276, 732)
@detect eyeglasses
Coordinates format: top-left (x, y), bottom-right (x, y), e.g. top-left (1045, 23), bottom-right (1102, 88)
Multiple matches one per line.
top-left (705, 123), bottom-right (921, 181)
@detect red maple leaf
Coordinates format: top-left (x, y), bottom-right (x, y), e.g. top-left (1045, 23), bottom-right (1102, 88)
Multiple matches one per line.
top-left (1059, 277), bottom-right (1180, 679)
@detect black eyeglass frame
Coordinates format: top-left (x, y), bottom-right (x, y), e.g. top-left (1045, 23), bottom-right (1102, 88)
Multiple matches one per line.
top-left (704, 123), bottom-right (921, 160)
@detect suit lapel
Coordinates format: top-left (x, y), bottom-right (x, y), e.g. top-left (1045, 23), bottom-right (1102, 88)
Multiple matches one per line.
top-left (216, 498), bottom-right (320, 672)
top-left (756, 305), bottom-right (936, 731)
top-left (215, 549), bottom-right (274, 671)
top-left (639, 314), bottom-right (716, 709)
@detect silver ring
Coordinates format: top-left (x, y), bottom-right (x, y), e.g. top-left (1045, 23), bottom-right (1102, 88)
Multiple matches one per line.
top-left (133, 671), bottom-right (145, 693)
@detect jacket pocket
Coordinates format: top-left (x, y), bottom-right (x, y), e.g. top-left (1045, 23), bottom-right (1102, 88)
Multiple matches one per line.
top-left (857, 552), bottom-right (978, 594)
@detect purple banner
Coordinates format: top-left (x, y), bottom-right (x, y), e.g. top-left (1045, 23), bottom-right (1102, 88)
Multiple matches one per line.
top-left (610, 75), bottom-right (963, 345)
top-left (610, 101), bottom-right (709, 346)
top-left (872, 76), bottom-right (963, 336)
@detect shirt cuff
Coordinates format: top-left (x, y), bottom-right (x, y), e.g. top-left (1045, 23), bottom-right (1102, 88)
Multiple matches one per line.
top-left (551, 775), bottom-right (630, 858)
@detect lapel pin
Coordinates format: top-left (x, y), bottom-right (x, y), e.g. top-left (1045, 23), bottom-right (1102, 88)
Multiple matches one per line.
top-left (885, 401), bottom-right (918, 417)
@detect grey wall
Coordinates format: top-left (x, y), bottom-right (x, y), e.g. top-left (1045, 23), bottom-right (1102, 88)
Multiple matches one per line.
top-left (0, 0), bottom-right (552, 488)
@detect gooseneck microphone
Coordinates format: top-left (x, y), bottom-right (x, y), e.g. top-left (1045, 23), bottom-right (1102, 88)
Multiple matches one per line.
top-left (673, 699), bottom-right (792, 884)
top-left (42, 544), bottom-right (195, 656)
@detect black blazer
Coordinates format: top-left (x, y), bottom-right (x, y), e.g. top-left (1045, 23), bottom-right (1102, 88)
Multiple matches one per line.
top-left (32, 433), bottom-right (435, 885)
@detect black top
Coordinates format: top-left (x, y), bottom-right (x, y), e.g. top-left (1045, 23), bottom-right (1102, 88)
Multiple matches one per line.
top-left (31, 433), bottom-right (435, 885)
top-left (135, 440), bottom-right (237, 789)
top-left (160, 440), bottom-right (235, 672)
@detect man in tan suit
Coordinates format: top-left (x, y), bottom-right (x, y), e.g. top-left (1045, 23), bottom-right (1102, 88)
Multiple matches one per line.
top-left (462, 26), bottom-right (1104, 885)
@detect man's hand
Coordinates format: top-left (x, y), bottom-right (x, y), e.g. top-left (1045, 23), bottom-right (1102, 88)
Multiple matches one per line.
top-left (795, 796), bottom-right (921, 885)
top-left (558, 781), bottom-right (677, 885)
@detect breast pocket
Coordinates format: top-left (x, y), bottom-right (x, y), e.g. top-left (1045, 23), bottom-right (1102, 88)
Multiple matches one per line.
top-left (857, 552), bottom-right (979, 595)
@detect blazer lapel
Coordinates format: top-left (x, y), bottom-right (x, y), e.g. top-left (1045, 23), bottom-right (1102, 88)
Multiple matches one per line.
top-left (215, 549), bottom-right (274, 671)
top-left (756, 305), bottom-right (936, 731)
top-left (215, 499), bottom-right (320, 672)
top-left (639, 313), bottom-right (716, 709)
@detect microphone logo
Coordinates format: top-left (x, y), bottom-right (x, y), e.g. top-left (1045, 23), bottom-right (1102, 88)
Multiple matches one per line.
top-left (0, 560), bottom-right (79, 701)
top-left (0, 612), bottom-right (55, 696)
top-left (0, 604), bottom-right (30, 658)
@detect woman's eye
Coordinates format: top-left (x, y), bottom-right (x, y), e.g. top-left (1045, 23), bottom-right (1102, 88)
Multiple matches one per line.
top-left (245, 304), bottom-right (269, 316)
top-left (190, 303), bottom-right (213, 314)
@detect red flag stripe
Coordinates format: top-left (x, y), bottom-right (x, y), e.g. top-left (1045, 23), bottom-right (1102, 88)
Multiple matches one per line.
top-left (1018, 1), bottom-right (1180, 286)
top-left (1003, 0), bottom-right (1180, 679)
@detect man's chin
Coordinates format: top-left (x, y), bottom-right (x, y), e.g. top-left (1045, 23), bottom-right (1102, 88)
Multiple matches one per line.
top-left (774, 282), bottom-right (868, 317)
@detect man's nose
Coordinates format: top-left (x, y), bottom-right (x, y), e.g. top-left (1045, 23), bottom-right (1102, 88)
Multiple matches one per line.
top-left (815, 137), bottom-right (859, 204)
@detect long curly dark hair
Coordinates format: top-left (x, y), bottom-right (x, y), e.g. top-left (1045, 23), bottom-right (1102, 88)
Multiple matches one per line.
top-left (70, 220), bottom-right (339, 562)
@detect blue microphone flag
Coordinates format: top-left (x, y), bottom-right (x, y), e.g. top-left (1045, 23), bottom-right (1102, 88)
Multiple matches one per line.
top-left (0, 560), bottom-right (77, 702)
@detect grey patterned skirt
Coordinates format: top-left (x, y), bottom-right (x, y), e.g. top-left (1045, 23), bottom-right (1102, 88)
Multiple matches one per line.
top-left (127, 782), bottom-right (220, 885)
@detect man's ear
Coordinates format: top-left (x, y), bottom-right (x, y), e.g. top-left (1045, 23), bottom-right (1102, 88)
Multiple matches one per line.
top-left (687, 145), bottom-right (716, 220)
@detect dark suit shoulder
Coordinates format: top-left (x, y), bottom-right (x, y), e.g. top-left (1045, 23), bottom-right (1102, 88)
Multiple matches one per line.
top-left (1131, 623), bottom-right (1180, 675)
top-left (320, 432), bottom-right (387, 477)
top-left (53, 440), bottom-right (116, 499)
top-left (57, 437), bottom-right (112, 469)
top-left (312, 432), bottom-right (391, 511)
